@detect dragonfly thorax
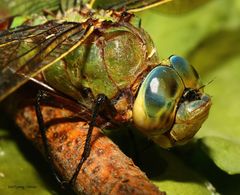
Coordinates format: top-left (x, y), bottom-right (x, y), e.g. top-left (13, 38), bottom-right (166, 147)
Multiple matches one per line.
top-left (42, 17), bottom-right (159, 111)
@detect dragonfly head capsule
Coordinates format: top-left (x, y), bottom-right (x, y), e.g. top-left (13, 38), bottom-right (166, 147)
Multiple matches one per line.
top-left (133, 55), bottom-right (211, 148)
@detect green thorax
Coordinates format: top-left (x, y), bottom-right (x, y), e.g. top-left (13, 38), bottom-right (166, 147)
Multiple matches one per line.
top-left (43, 9), bottom-right (160, 108)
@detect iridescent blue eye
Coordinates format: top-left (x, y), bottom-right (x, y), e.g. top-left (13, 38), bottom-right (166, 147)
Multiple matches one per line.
top-left (169, 55), bottom-right (201, 89)
top-left (170, 55), bottom-right (189, 68)
top-left (133, 65), bottom-right (185, 135)
top-left (144, 66), bottom-right (179, 117)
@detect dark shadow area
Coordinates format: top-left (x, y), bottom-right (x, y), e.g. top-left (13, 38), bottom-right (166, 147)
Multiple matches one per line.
top-left (106, 126), bottom-right (168, 178)
top-left (107, 126), bottom-right (209, 185)
top-left (173, 141), bottom-right (240, 195)
top-left (108, 125), bottom-right (240, 194)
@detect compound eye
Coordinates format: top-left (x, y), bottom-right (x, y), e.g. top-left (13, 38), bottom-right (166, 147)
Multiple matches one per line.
top-left (169, 55), bottom-right (201, 89)
top-left (133, 65), bottom-right (185, 134)
top-left (144, 66), bottom-right (183, 118)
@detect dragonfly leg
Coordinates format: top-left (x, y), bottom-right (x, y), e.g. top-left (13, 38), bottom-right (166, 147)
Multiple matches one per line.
top-left (69, 94), bottom-right (110, 186)
top-left (35, 90), bottom-right (63, 185)
top-left (35, 89), bottom-right (97, 188)
top-left (35, 90), bottom-right (113, 187)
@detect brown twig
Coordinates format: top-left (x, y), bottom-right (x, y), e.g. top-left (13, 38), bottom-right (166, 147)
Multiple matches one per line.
top-left (4, 86), bottom-right (165, 195)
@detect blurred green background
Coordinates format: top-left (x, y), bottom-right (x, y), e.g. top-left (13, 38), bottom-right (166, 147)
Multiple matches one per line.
top-left (0, 0), bottom-right (240, 194)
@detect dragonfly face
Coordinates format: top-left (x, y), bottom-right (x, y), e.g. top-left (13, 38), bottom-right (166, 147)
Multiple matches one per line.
top-left (0, 0), bottom-right (211, 149)
top-left (133, 55), bottom-right (211, 148)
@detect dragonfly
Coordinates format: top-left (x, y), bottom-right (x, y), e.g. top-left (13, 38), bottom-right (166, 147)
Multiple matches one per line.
top-left (0, 0), bottom-right (211, 187)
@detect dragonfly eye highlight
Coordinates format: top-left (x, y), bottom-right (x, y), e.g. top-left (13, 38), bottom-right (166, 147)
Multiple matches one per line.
top-left (145, 77), bottom-right (166, 117)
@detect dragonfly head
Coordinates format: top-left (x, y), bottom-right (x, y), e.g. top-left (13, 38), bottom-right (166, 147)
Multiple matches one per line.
top-left (133, 55), bottom-right (211, 148)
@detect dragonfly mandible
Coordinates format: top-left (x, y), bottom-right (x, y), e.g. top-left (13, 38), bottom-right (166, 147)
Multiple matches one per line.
top-left (0, 0), bottom-right (211, 186)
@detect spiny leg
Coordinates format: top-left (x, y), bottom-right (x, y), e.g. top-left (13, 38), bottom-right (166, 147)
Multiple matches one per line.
top-left (35, 90), bottom-right (114, 186)
top-left (35, 90), bottom-right (63, 184)
top-left (35, 89), bottom-right (92, 187)
top-left (69, 94), bottom-right (111, 186)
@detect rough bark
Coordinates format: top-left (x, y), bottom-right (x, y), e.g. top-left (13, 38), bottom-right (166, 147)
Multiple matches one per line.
top-left (4, 85), bottom-right (165, 195)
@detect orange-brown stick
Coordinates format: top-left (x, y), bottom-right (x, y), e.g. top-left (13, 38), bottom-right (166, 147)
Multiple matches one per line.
top-left (5, 89), bottom-right (165, 195)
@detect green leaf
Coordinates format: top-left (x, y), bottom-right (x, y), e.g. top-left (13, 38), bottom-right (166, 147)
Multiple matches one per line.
top-left (138, 0), bottom-right (239, 61)
top-left (197, 56), bottom-right (240, 140)
top-left (0, 128), bottom-right (53, 195)
top-left (146, 148), bottom-right (215, 195)
top-left (200, 136), bottom-right (240, 174)
top-left (195, 55), bottom-right (240, 174)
